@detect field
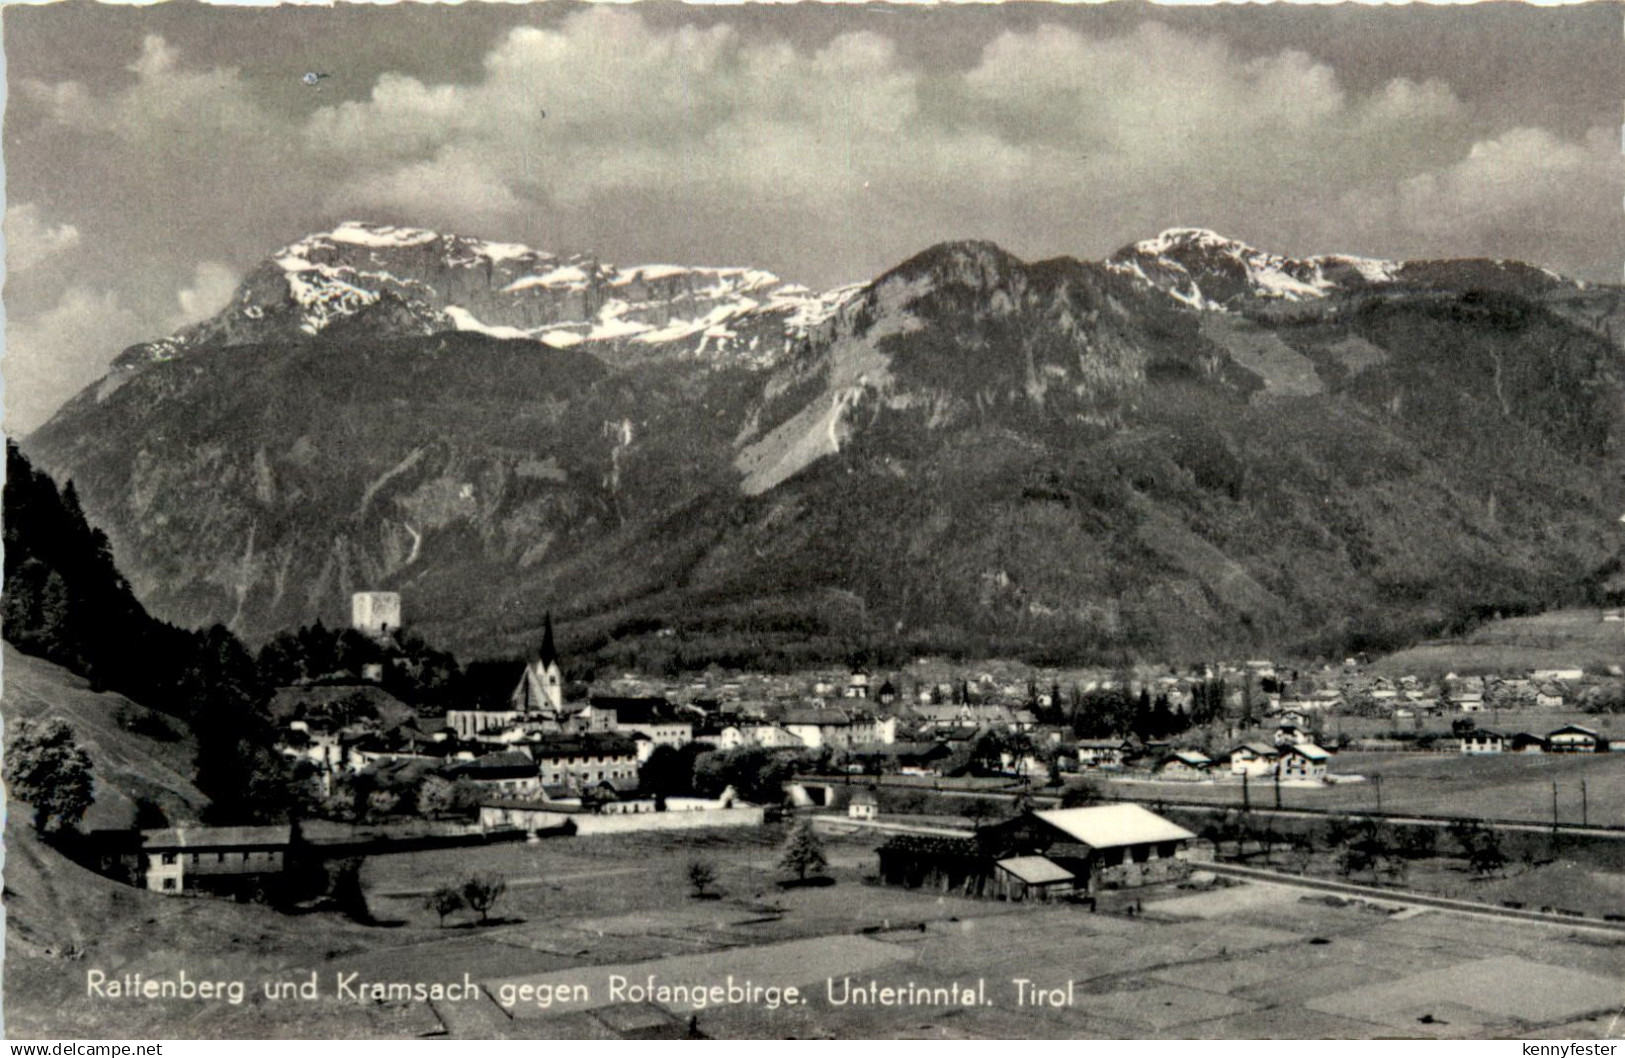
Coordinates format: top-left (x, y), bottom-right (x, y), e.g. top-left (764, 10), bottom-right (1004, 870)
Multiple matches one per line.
top-left (8, 815), bottom-right (1625, 1039)
top-left (1371, 609), bottom-right (1624, 678)
top-left (1105, 750), bottom-right (1625, 827)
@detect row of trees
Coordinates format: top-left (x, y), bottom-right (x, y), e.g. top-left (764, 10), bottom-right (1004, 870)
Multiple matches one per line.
top-left (1200, 809), bottom-right (1508, 881)
top-left (424, 873), bottom-right (509, 927)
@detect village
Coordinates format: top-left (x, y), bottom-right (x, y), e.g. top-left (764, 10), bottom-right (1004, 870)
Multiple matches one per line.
top-left (99, 590), bottom-right (1624, 910)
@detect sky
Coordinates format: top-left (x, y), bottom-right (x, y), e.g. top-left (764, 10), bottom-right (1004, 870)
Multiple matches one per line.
top-left (3, 1), bottom-right (1621, 434)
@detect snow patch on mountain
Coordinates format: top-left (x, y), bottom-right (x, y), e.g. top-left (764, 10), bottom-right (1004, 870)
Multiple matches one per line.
top-left (1109, 227), bottom-right (1401, 309)
top-left (444, 306), bottom-right (534, 341)
top-left (132, 221), bottom-right (867, 367)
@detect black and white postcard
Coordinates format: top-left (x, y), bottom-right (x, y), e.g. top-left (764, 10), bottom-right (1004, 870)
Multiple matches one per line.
top-left (3, 0), bottom-right (1624, 1041)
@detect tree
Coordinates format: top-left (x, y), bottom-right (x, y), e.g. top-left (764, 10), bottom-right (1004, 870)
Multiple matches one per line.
top-left (1468, 831), bottom-right (1508, 877)
top-left (462, 873), bottom-right (508, 924)
top-left (450, 777), bottom-right (483, 815)
top-left (1447, 819), bottom-right (1489, 860)
top-left (687, 860), bottom-right (717, 898)
top-left (366, 789), bottom-right (400, 822)
top-left (4, 718), bottom-right (95, 835)
top-left (778, 820), bottom-right (828, 882)
top-left (425, 884), bottom-right (464, 927)
top-left (1286, 834), bottom-right (1315, 873)
top-left (1396, 826), bottom-right (1437, 861)
top-left (959, 797), bottom-right (1000, 831)
top-left (1060, 781), bottom-right (1102, 808)
top-left (1338, 841), bottom-right (1376, 880)
top-left (417, 775), bottom-right (454, 819)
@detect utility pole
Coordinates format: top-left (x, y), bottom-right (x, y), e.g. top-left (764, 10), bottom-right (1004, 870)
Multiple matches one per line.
top-left (1274, 766), bottom-right (1282, 810)
top-left (1552, 781), bottom-right (1560, 833)
top-left (1373, 773), bottom-right (1383, 815)
top-left (1242, 771), bottom-right (1251, 813)
top-left (1582, 779), bottom-right (1588, 827)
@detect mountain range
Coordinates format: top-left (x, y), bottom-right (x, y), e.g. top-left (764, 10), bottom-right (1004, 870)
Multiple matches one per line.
top-left (23, 223), bottom-right (1625, 667)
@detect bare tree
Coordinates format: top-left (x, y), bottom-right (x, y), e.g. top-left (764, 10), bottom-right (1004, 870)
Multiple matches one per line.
top-left (425, 884), bottom-right (464, 927)
top-left (687, 860), bottom-right (717, 898)
top-left (462, 873), bottom-right (508, 924)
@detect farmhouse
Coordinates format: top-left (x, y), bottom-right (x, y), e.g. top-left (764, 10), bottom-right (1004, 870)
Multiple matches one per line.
top-left (1458, 729), bottom-right (1505, 755)
top-left (779, 707), bottom-right (896, 750)
top-left (122, 826), bottom-right (292, 897)
top-left (1509, 732), bottom-right (1549, 754)
top-left (716, 723), bottom-right (805, 751)
top-left (1073, 739), bottom-right (1130, 770)
top-left (1153, 750), bottom-right (1213, 781)
top-left (1547, 725), bottom-right (1602, 754)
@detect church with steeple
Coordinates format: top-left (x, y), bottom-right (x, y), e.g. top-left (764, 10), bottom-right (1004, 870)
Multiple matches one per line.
top-left (509, 614), bottom-right (564, 714)
top-left (446, 613), bottom-right (567, 739)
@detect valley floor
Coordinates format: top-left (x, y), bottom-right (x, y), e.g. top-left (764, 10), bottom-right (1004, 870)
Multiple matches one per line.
top-left (7, 818), bottom-right (1624, 1040)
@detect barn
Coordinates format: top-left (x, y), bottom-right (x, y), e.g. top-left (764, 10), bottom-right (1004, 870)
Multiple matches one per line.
top-left (876, 803), bottom-right (1194, 901)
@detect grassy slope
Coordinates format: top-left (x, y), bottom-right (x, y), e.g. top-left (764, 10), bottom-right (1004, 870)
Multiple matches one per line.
top-left (1371, 609), bottom-right (1625, 677)
top-left (0, 814), bottom-right (437, 1039)
top-left (2, 642), bottom-right (209, 828)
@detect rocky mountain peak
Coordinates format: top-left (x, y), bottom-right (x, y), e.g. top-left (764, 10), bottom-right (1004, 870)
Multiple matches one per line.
top-left (113, 220), bottom-right (862, 373)
top-left (1107, 227), bottom-right (1400, 308)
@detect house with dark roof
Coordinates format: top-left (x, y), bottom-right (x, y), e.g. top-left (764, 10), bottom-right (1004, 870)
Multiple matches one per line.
top-left (118, 826), bottom-right (293, 897)
top-left (524, 733), bottom-right (639, 791)
top-left (1226, 742), bottom-right (1280, 777)
top-left (1071, 739), bottom-right (1130, 770)
top-left (1548, 724), bottom-right (1602, 753)
top-left (1153, 750), bottom-right (1213, 781)
top-left (583, 696), bottom-right (694, 753)
top-left (1458, 729), bottom-right (1505, 755)
top-left (447, 751), bottom-right (543, 795)
top-left (1509, 731), bottom-right (1549, 754)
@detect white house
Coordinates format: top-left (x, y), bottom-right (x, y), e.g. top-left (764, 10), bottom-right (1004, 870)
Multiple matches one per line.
top-left (1458, 729), bottom-right (1504, 755)
top-left (1227, 742), bottom-right (1280, 777)
top-left (1547, 725), bottom-right (1600, 753)
top-left (1278, 743), bottom-right (1329, 781)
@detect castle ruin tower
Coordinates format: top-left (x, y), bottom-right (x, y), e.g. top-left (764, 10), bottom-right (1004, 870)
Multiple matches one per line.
top-left (351, 591), bottom-right (402, 640)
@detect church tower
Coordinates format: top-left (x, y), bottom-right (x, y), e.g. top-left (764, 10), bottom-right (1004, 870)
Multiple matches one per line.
top-left (535, 613), bottom-right (563, 713)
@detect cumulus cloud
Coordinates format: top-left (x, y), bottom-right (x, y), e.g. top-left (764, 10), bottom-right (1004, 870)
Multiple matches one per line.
top-left (22, 34), bottom-right (268, 145)
top-left (294, 11), bottom-right (1506, 270)
top-left (5, 204), bottom-right (81, 273)
top-left (169, 261), bottom-right (242, 331)
top-left (1328, 126), bottom-right (1621, 273)
top-left (5, 287), bottom-right (148, 435)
